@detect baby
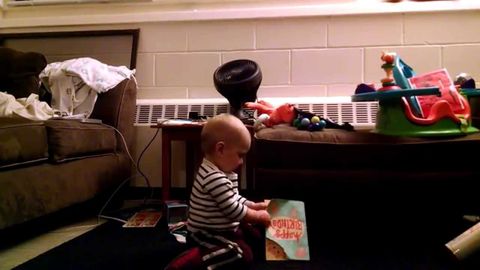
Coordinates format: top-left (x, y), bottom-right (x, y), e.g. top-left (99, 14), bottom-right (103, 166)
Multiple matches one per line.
top-left (186, 113), bottom-right (270, 269)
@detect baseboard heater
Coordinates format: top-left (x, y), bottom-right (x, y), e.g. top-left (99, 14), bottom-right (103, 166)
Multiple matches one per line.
top-left (135, 97), bottom-right (378, 129)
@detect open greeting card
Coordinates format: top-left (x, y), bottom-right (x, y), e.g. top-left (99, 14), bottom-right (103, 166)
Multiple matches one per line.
top-left (265, 199), bottom-right (310, 261)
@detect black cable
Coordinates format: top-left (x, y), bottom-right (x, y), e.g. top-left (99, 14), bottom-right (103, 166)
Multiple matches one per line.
top-left (136, 127), bottom-right (161, 203)
top-left (97, 123), bottom-right (161, 219)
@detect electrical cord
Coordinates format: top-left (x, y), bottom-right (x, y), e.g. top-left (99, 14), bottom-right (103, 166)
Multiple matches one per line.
top-left (97, 173), bottom-right (136, 224)
top-left (95, 123), bottom-right (162, 224)
top-left (136, 127), bottom-right (161, 202)
top-left (103, 123), bottom-right (151, 188)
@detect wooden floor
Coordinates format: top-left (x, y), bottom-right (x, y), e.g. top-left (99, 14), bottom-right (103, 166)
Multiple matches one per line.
top-left (0, 217), bottom-right (105, 269)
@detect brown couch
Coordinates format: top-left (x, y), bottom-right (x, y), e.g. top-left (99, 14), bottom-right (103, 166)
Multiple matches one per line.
top-left (0, 77), bottom-right (137, 230)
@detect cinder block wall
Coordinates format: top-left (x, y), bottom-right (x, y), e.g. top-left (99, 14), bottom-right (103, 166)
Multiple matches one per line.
top-left (135, 11), bottom-right (480, 100)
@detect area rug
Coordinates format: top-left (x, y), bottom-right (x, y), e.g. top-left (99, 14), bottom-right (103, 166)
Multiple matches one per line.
top-left (13, 219), bottom-right (186, 270)
top-left (14, 213), bottom-right (480, 270)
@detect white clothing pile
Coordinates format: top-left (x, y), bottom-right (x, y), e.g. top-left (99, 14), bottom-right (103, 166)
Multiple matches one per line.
top-left (40, 57), bottom-right (135, 118)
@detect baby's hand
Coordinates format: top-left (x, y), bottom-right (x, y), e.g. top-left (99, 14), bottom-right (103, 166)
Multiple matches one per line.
top-left (245, 208), bottom-right (271, 227)
top-left (257, 210), bottom-right (271, 227)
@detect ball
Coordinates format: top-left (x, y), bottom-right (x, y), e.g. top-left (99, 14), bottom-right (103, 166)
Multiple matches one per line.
top-left (311, 116), bottom-right (320, 124)
top-left (293, 118), bottom-right (301, 127)
top-left (300, 118), bottom-right (310, 127)
top-left (318, 119), bottom-right (327, 129)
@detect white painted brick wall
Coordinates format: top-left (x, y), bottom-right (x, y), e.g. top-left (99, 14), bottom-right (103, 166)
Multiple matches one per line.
top-left (154, 53), bottom-right (221, 86)
top-left (328, 14), bottom-right (403, 47)
top-left (187, 20), bottom-right (255, 51)
top-left (256, 17), bottom-right (328, 49)
top-left (404, 11), bottom-right (480, 45)
top-left (222, 50), bottom-right (291, 85)
top-left (134, 10), bottom-right (480, 100)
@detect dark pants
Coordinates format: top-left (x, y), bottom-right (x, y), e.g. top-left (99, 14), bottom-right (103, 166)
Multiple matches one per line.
top-left (186, 222), bottom-right (264, 270)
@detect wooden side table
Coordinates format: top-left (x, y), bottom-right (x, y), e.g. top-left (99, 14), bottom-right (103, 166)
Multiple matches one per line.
top-left (151, 121), bottom-right (254, 201)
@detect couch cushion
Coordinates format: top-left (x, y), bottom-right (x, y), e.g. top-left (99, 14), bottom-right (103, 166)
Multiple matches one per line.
top-left (254, 124), bottom-right (480, 170)
top-left (0, 118), bottom-right (48, 169)
top-left (45, 119), bottom-right (117, 162)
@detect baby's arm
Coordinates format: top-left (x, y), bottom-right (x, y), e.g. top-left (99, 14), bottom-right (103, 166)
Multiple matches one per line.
top-left (244, 208), bottom-right (271, 227)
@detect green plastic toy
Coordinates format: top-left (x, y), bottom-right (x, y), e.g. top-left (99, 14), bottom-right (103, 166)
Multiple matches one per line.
top-left (352, 52), bottom-right (480, 137)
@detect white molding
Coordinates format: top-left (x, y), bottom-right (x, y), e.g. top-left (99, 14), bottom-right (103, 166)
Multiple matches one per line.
top-left (1, 0), bottom-right (480, 29)
top-left (7, 0), bottom-right (151, 6)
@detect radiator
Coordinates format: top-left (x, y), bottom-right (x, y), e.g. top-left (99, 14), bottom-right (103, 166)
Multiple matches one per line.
top-left (135, 97), bottom-right (378, 129)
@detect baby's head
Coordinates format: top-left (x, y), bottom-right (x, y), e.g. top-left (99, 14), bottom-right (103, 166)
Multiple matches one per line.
top-left (201, 113), bottom-right (251, 173)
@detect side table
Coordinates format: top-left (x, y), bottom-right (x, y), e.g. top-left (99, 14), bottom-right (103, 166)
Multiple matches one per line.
top-left (151, 121), bottom-right (254, 201)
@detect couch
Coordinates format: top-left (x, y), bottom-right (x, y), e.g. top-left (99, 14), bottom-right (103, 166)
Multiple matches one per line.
top-left (0, 73), bottom-right (137, 231)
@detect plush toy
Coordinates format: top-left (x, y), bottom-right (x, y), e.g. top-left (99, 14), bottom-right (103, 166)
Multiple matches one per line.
top-left (244, 100), bottom-right (296, 128)
top-left (245, 100), bottom-right (354, 132)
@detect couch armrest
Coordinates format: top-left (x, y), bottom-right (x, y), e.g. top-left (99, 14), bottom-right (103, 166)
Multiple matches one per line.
top-left (90, 77), bottom-right (137, 153)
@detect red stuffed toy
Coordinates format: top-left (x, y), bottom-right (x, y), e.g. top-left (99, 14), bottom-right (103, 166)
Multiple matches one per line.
top-left (245, 100), bottom-right (355, 131)
top-left (244, 100), bottom-right (295, 127)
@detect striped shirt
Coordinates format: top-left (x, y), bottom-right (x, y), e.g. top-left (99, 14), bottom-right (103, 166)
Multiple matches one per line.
top-left (187, 159), bottom-right (248, 233)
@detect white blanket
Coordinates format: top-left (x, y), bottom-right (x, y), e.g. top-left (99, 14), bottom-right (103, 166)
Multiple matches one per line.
top-left (0, 92), bottom-right (54, 120)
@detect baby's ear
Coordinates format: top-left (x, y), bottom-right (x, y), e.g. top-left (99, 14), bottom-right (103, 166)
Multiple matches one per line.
top-left (215, 141), bottom-right (225, 154)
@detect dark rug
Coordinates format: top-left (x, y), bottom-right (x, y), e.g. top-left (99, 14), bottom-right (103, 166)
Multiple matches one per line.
top-left (13, 219), bottom-right (186, 270)
top-left (14, 211), bottom-right (480, 270)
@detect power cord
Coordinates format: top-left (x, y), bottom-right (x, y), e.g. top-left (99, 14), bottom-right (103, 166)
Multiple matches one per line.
top-left (97, 173), bottom-right (137, 224)
top-left (103, 123), bottom-right (152, 189)
top-left (96, 123), bottom-right (162, 224)
top-left (136, 127), bottom-right (161, 202)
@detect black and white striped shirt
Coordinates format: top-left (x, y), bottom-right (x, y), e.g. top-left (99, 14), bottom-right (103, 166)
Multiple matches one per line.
top-left (187, 159), bottom-right (247, 233)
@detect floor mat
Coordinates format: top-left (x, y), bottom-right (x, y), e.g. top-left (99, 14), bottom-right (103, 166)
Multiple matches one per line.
top-left (13, 212), bottom-right (480, 270)
top-left (13, 220), bottom-right (186, 270)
